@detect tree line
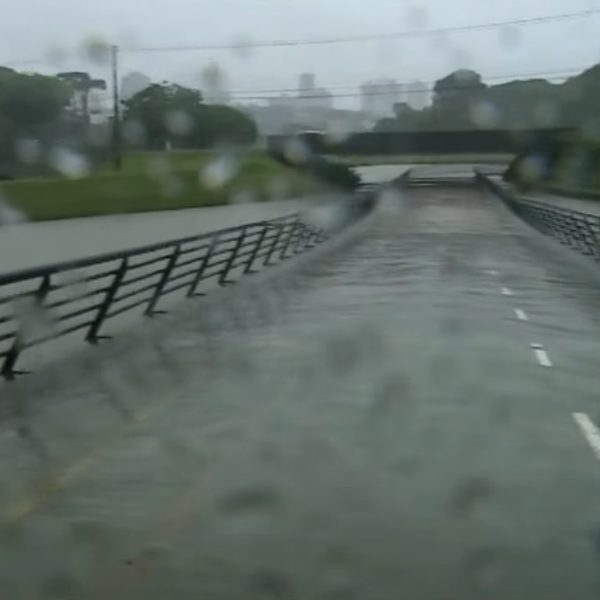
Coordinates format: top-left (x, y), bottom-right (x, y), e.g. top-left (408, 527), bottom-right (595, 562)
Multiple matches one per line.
top-left (375, 64), bottom-right (600, 137)
top-left (0, 67), bottom-right (257, 178)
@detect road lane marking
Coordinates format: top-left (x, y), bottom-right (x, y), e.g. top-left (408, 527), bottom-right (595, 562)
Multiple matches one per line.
top-left (2, 402), bottom-right (168, 527)
top-left (572, 413), bottom-right (600, 461)
top-left (530, 343), bottom-right (552, 367)
top-left (485, 269), bottom-right (499, 276)
top-left (501, 287), bottom-right (514, 297)
top-left (515, 308), bottom-right (529, 321)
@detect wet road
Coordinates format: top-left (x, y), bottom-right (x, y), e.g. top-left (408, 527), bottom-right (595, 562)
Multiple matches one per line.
top-left (2, 165), bottom-right (600, 599)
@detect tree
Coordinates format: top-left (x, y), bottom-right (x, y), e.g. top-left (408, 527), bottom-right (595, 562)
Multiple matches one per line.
top-left (122, 81), bottom-right (257, 149)
top-left (57, 71), bottom-right (106, 124)
top-left (0, 67), bottom-right (70, 175)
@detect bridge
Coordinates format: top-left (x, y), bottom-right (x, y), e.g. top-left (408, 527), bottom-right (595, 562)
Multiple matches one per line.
top-left (1, 164), bottom-right (600, 599)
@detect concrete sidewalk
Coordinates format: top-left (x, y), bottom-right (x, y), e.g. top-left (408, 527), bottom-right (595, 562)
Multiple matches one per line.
top-left (0, 199), bottom-right (317, 275)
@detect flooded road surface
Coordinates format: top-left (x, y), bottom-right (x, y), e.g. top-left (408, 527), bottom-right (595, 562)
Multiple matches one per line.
top-left (2, 165), bottom-right (600, 599)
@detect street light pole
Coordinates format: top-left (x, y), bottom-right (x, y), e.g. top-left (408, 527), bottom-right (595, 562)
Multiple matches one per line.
top-left (111, 44), bottom-right (122, 171)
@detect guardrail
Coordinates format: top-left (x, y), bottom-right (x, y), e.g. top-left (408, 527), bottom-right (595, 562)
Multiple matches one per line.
top-left (0, 212), bottom-right (330, 380)
top-left (476, 172), bottom-right (600, 262)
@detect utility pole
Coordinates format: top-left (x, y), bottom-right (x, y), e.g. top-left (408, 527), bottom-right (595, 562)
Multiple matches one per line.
top-left (111, 44), bottom-right (122, 171)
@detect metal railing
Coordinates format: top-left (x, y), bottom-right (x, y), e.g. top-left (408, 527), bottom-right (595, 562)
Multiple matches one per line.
top-left (476, 172), bottom-right (600, 261)
top-left (0, 213), bottom-right (327, 380)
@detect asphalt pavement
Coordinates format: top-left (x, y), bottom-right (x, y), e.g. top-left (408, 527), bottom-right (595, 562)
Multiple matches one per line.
top-left (2, 165), bottom-right (600, 600)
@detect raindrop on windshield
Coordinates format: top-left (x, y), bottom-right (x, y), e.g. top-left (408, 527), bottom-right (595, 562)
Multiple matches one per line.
top-left (49, 147), bottom-right (91, 179)
top-left (201, 154), bottom-right (239, 189)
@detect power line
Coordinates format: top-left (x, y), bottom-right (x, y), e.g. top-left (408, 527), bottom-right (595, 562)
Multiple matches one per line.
top-left (123, 8), bottom-right (600, 53)
top-left (231, 76), bottom-right (577, 102)
top-left (88, 66), bottom-right (583, 108)
top-left (4, 8), bottom-right (599, 67)
top-left (225, 66), bottom-right (585, 96)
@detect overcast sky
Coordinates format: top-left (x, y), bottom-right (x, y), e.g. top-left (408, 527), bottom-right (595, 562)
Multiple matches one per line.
top-left (2, 0), bottom-right (600, 108)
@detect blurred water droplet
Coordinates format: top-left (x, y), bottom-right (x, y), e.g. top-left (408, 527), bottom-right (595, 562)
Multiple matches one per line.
top-left (14, 299), bottom-right (55, 346)
top-left (232, 189), bottom-right (257, 205)
top-left (70, 520), bottom-right (112, 547)
top-left (324, 119), bottom-right (353, 146)
top-left (450, 477), bottom-right (493, 517)
top-left (165, 110), bottom-right (193, 137)
top-left (267, 176), bottom-right (290, 201)
top-left (430, 31), bottom-right (450, 52)
top-left (305, 204), bottom-right (342, 230)
top-left (45, 44), bottom-right (69, 67)
top-left (463, 546), bottom-right (504, 588)
top-left (371, 373), bottom-right (411, 418)
top-left (201, 155), bottom-right (238, 189)
top-left (54, 270), bottom-right (90, 305)
top-left (0, 192), bottom-right (25, 227)
top-left (147, 155), bottom-right (170, 178)
top-left (498, 26), bottom-right (522, 50)
top-left (283, 138), bottom-right (310, 165)
top-left (15, 138), bottom-right (41, 165)
top-left (248, 569), bottom-right (293, 600)
top-left (405, 4), bottom-right (428, 29)
top-left (123, 120), bottom-right (146, 146)
top-left (517, 154), bottom-right (547, 185)
top-left (377, 187), bottom-right (403, 214)
top-left (217, 484), bottom-right (283, 516)
top-left (162, 175), bottom-right (185, 198)
top-left (50, 147), bottom-right (91, 179)
top-left (230, 34), bottom-right (256, 60)
top-left (80, 36), bottom-right (112, 65)
top-left (470, 100), bottom-right (499, 128)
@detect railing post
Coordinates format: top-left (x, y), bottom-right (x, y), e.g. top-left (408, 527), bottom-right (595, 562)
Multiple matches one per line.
top-left (263, 224), bottom-right (284, 266)
top-left (187, 237), bottom-right (218, 297)
top-left (219, 227), bottom-right (246, 286)
top-left (292, 223), bottom-right (310, 254)
top-left (145, 244), bottom-right (181, 316)
top-left (279, 221), bottom-right (300, 260)
top-left (1, 274), bottom-right (52, 380)
top-left (86, 257), bottom-right (128, 344)
top-left (244, 225), bottom-right (268, 274)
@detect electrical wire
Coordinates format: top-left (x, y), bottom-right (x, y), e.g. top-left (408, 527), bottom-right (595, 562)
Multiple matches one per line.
top-left (123, 8), bottom-right (600, 53)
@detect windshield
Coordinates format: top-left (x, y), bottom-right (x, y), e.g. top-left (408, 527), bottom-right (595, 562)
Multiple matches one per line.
top-left (1, 2), bottom-right (600, 599)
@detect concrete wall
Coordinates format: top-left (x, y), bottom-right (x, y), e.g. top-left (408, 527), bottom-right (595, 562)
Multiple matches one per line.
top-left (268, 128), bottom-right (574, 156)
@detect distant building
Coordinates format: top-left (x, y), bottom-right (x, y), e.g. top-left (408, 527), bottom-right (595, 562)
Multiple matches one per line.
top-left (238, 73), bottom-right (375, 137)
top-left (121, 71), bottom-right (151, 100)
top-left (360, 79), bottom-right (404, 118)
top-left (299, 73), bottom-right (316, 94)
top-left (296, 73), bottom-right (333, 112)
top-left (201, 61), bottom-right (231, 105)
top-left (406, 80), bottom-right (430, 110)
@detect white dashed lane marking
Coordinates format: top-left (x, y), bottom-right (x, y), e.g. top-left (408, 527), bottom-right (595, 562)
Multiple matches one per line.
top-left (572, 413), bottom-right (600, 461)
top-left (515, 308), bottom-right (529, 322)
top-left (501, 287), bottom-right (514, 297)
top-left (531, 343), bottom-right (553, 368)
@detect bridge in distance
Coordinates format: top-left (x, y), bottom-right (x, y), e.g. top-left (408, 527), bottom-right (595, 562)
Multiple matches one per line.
top-left (1, 164), bottom-right (600, 599)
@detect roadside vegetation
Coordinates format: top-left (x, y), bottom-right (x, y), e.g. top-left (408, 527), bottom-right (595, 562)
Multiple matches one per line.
top-left (0, 69), bottom-right (328, 222)
top-left (0, 151), bottom-right (323, 221)
top-left (506, 134), bottom-right (600, 200)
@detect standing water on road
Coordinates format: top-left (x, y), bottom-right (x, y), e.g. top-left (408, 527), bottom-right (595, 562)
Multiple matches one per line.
top-left (2, 3), bottom-right (600, 600)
